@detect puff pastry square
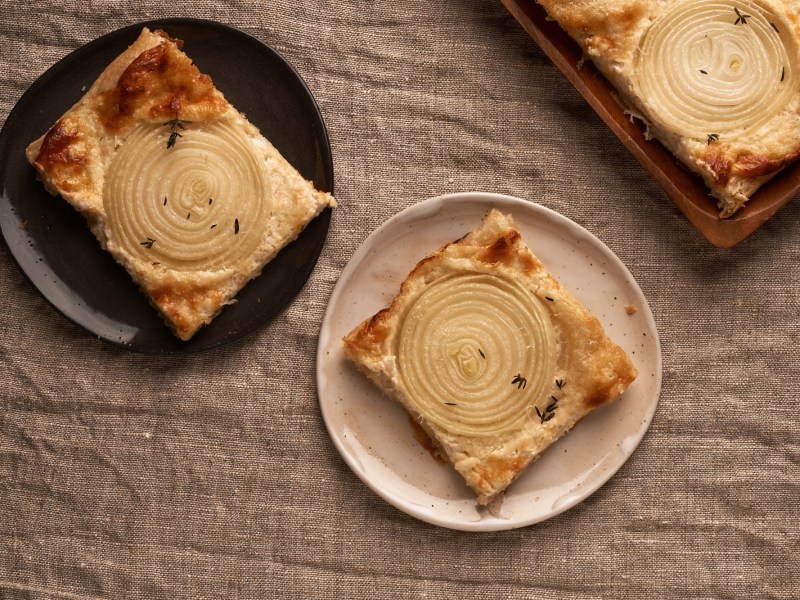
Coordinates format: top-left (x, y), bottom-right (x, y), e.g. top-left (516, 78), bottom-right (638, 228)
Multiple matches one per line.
top-left (26, 28), bottom-right (335, 340)
top-left (343, 210), bottom-right (637, 505)
top-left (534, 0), bottom-right (800, 216)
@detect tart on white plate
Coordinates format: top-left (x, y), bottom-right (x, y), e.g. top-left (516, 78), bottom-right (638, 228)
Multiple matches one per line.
top-left (343, 209), bottom-right (637, 505)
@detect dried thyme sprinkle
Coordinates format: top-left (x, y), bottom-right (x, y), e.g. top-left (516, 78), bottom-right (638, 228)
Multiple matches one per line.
top-left (699, 69), bottom-right (708, 74)
top-left (556, 378), bottom-right (566, 389)
top-left (512, 374), bottom-right (527, 389)
top-left (210, 224), bottom-right (217, 229)
top-left (781, 67), bottom-right (785, 82)
top-left (545, 296), bottom-right (554, 302)
top-left (163, 113), bottom-right (192, 149)
top-left (209, 198), bottom-right (213, 205)
top-left (445, 402), bottom-right (457, 406)
top-left (536, 396), bottom-right (559, 423)
top-left (770, 21), bottom-right (780, 34)
top-left (478, 349), bottom-right (485, 359)
top-left (163, 196), bottom-right (168, 206)
top-left (234, 218), bottom-right (240, 235)
top-left (140, 237), bottom-right (155, 249)
top-left (733, 7), bottom-right (750, 25)
top-left (707, 133), bottom-right (720, 145)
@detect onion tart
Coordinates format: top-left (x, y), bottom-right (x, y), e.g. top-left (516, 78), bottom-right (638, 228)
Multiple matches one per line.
top-left (535, 0), bottom-right (800, 217)
top-left (26, 28), bottom-right (336, 340)
top-left (343, 210), bottom-right (637, 506)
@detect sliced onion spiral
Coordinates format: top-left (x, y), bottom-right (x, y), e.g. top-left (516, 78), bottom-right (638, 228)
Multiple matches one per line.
top-left (103, 119), bottom-right (271, 271)
top-left (634, 0), bottom-right (795, 140)
top-left (396, 273), bottom-right (556, 438)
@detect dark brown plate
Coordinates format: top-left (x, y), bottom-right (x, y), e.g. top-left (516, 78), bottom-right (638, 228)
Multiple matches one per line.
top-left (0, 19), bottom-right (334, 353)
top-left (503, 0), bottom-right (800, 248)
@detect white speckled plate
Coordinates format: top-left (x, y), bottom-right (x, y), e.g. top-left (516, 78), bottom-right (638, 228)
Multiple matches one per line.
top-left (316, 192), bottom-right (661, 531)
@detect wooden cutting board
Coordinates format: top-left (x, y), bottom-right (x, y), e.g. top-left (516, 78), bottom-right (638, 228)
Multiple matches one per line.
top-left (502, 0), bottom-right (800, 248)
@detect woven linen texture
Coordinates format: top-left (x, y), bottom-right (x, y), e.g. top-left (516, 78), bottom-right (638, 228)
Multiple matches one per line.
top-left (1, 1), bottom-right (798, 598)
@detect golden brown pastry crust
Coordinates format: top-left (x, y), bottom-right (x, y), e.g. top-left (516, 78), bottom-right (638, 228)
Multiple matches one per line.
top-left (343, 210), bottom-right (637, 505)
top-left (535, 0), bottom-right (800, 217)
top-left (26, 28), bottom-right (335, 340)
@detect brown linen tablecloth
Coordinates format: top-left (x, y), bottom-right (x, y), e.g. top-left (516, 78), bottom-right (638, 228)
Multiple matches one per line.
top-left (1, 1), bottom-right (798, 598)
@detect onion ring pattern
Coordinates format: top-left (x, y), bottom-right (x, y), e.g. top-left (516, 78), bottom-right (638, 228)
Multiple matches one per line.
top-left (634, 0), bottom-right (795, 141)
top-left (396, 273), bottom-right (557, 438)
top-left (103, 119), bottom-right (271, 271)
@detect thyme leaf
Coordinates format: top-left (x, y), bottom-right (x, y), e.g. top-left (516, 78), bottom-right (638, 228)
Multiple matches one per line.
top-left (733, 7), bottom-right (751, 25)
top-left (140, 237), bottom-right (156, 249)
top-left (707, 133), bottom-right (720, 145)
top-left (166, 131), bottom-right (181, 149)
top-left (163, 113), bottom-right (192, 149)
top-left (512, 374), bottom-right (527, 389)
top-left (538, 395), bottom-right (559, 423)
